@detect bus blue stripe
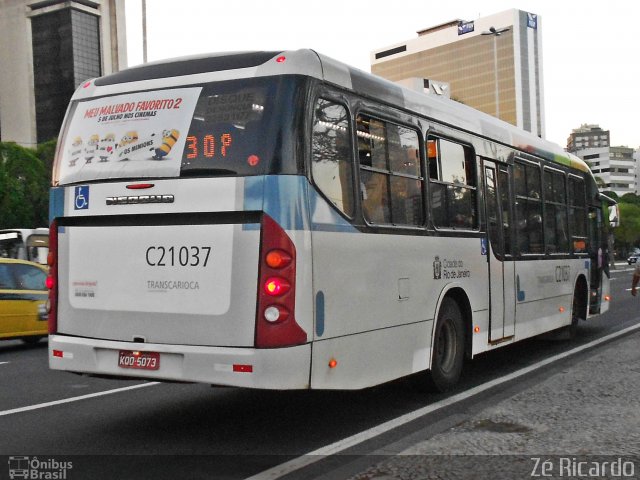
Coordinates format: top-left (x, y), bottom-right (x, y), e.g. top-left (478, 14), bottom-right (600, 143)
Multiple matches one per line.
top-left (262, 176), bottom-right (308, 231)
top-left (49, 187), bottom-right (65, 222)
top-left (242, 175), bottom-right (357, 233)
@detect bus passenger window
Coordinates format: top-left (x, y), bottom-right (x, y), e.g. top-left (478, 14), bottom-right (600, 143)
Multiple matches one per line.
top-left (357, 114), bottom-right (423, 226)
top-left (427, 136), bottom-right (477, 229)
top-left (427, 139), bottom-right (439, 180)
top-left (361, 171), bottom-right (391, 223)
top-left (514, 160), bottom-right (543, 254)
top-left (544, 169), bottom-right (569, 254)
top-left (568, 176), bottom-right (587, 252)
top-left (311, 99), bottom-right (354, 217)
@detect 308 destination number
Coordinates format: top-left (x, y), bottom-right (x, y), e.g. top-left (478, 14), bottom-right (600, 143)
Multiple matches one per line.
top-left (146, 246), bottom-right (211, 267)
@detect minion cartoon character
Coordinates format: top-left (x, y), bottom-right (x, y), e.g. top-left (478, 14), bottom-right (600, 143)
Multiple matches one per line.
top-left (119, 131), bottom-right (139, 147)
top-left (84, 134), bottom-right (99, 164)
top-left (152, 129), bottom-right (180, 160)
top-left (68, 137), bottom-right (82, 167)
top-left (98, 133), bottom-right (116, 162)
top-left (118, 131), bottom-right (139, 161)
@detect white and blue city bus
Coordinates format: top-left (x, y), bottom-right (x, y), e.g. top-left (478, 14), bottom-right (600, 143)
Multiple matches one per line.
top-left (47, 50), bottom-right (612, 391)
top-left (0, 228), bottom-right (49, 265)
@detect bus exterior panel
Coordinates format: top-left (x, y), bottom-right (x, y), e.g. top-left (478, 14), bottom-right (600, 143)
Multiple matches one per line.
top-left (50, 335), bottom-right (312, 389)
top-left (512, 258), bottom-right (590, 340)
top-left (49, 175), bottom-right (316, 387)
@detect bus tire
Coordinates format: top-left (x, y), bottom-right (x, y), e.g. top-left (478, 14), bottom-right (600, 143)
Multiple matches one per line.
top-left (565, 278), bottom-right (588, 340)
top-left (426, 297), bottom-right (465, 392)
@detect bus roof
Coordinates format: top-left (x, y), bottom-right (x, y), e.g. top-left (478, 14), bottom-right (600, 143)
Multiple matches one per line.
top-left (75, 49), bottom-right (590, 177)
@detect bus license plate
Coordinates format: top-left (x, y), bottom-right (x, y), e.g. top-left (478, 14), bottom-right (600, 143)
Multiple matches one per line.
top-left (118, 351), bottom-right (160, 370)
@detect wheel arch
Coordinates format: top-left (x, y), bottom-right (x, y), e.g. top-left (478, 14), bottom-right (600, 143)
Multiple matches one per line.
top-left (433, 285), bottom-right (473, 362)
top-left (573, 273), bottom-right (589, 321)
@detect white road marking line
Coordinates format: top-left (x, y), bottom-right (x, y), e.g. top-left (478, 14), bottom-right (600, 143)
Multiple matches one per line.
top-left (0, 362), bottom-right (10, 366)
top-left (246, 322), bottom-right (640, 480)
top-left (0, 382), bottom-right (160, 417)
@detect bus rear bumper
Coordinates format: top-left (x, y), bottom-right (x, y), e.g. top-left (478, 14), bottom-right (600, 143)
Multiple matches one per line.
top-left (48, 335), bottom-right (312, 389)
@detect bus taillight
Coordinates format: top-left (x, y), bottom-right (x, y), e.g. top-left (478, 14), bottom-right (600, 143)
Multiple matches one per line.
top-left (47, 219), bottom-right (59, 334)
top-left (255, 214), bottom-right (306, 348)
top-left (264, 277), bottom-right (290, 296)
top-left (265, 249), bottom-right (292, 269)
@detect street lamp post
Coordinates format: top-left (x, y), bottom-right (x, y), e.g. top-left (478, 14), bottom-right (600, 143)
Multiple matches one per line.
top-left (481, 26), bottom-right (510, 119)
top-left (142, 0), bottom-right (148, 63)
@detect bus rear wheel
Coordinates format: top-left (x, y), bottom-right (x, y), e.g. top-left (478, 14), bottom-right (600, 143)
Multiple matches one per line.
top-left (566, 280), bottom-right (587, 339)
top-left (424, 297), bottom-right (465, 392)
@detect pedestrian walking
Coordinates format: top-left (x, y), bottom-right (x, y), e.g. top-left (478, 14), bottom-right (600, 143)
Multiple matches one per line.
top-left (632, 263), bottom-right (640, 296)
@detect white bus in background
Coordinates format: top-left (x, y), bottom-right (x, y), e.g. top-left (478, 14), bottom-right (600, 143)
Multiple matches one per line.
top-left (47, 50), bottom-right (613, 392)
top-left (0, 228), bottom-right (49, 265)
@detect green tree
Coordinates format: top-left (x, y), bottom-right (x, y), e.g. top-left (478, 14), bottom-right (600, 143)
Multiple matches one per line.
top-left (35, 139), bottom-right (57, 173)
top-left (620, 192), bottom-right (640, 206)
top-left (0, 142), bottom-right (50, 229)
top-left (614, 202), bottom-right (640, 255)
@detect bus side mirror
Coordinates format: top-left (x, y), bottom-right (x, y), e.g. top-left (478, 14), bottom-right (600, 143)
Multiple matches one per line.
top-left (608, 204), bottom-right (620, 228)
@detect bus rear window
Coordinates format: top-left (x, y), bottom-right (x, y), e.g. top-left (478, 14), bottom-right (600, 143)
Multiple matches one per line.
top-left (180, 80), bottom-right (274, 177)
top-left (54, 77), bottom-right (299, 185)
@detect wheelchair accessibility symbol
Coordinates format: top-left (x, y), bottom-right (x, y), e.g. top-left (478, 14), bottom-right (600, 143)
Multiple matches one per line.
top-left (74, 186), bottom-right (89, 210)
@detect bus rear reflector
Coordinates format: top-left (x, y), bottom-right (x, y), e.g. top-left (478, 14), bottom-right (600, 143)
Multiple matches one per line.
top-left (52, 350), bottom-right (73, 359)
top-left (233, 364), bottom-right (253, 373)
top-left (255, 214), bottom-right (306, 348)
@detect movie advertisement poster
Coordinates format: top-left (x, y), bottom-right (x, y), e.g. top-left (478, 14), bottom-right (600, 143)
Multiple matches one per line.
top-left (59, 87), bottom-right (202, 184)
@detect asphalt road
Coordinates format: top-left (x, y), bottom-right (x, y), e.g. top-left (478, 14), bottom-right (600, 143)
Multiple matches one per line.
top-left (0, 265), bottom-right (638, 480)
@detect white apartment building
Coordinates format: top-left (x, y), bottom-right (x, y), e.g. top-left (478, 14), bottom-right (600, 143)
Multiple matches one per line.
top-left (578, 146), bottom-right (636, 197)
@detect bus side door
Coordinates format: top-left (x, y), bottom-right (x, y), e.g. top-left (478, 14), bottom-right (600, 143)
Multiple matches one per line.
top-left (483, 160), bottom-right (516, 341)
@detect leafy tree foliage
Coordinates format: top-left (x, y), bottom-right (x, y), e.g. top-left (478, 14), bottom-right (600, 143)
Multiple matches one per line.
top-left (614, 193), bottom-right (640, 256)
top-left (35, 139), bottom-right (57, 172)
top-left (0, 142), bottom-right (50, 229)
top-left (620, 192), bottom-right (640, 206)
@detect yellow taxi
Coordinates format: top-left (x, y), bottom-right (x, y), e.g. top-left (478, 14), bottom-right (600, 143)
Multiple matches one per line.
top-left (0, 258), bottom-right (48, 343)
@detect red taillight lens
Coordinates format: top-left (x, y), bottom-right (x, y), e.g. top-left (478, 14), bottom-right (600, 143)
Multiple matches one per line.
top-left (48, 220), bottom-right (59, 334)
top-left (255, 214), bottom-right (307, 348)
top-left (264, 277), bottom-right (290, 296)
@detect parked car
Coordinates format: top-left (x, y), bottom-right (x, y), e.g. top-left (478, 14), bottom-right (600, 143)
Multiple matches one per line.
top-left (628, 255), bottom-right (639, 265)
top-left (0, 258), bottom-right (48, 344)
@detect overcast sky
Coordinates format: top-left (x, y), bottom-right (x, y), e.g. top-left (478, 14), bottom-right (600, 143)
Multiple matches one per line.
top-left (124, 0), bottom-right (640, 149)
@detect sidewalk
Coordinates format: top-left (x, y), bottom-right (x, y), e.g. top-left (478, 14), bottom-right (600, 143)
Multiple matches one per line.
top-left (349, 330), bottom-right (640, 479)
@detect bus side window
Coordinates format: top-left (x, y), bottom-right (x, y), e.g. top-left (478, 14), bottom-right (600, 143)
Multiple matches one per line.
top-left (357, 114), bottom-right (423, 226)
top-left (311, 99), bottom-right (355, 217)
top-left (568, 176), bottom-right (588, 253)
top-left (514, 160), bottom-right (543, 254)
top-left (543, 169), bottom-right (569, 254)
top-left (427, 136), bottom-right (477, 229)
